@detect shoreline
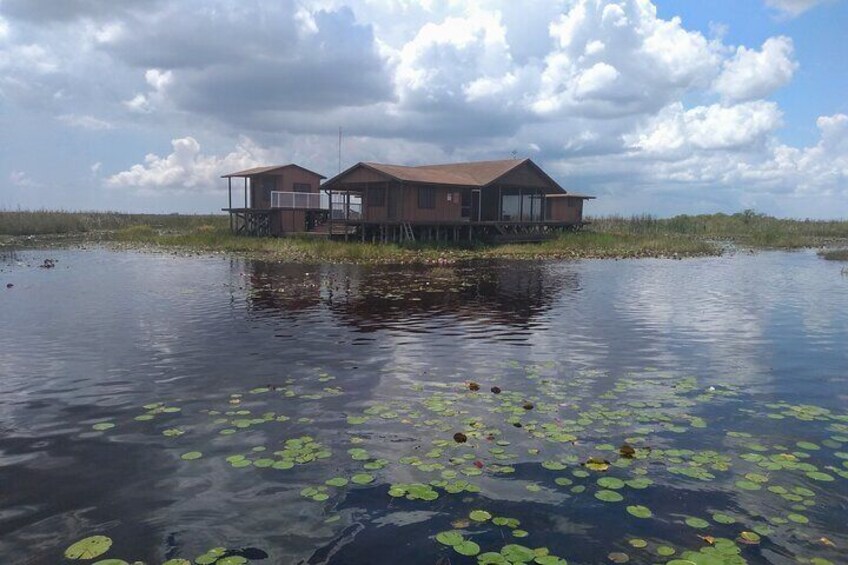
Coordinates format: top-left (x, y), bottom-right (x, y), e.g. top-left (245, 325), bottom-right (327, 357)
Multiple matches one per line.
top-left (2, 228), bottom-right (846, 265)
top-left (2, 210), bottom-right (847, 264)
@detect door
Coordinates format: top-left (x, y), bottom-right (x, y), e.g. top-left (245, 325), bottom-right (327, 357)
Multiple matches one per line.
top-left (261, 177), bottom-right (275, 208)
top-left (471, 189), bottom-right (481, 222)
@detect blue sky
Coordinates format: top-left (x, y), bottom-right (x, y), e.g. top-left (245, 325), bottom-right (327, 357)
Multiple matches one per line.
top-left (1, 0), bottom-right (846, 218)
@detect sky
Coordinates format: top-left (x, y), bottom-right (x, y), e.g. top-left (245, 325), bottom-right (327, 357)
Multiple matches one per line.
top-left (0, 0), bottom-right (846, 218)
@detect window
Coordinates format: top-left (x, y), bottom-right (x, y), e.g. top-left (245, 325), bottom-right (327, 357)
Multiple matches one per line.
top-left (368, 185), bottom-right (386, 207)
top-left (293, 182), bottom-right (311, 192)
top-left (418, 186), bottom-right (436, 209)
top-left (567, 198), bottom-right (577, 208)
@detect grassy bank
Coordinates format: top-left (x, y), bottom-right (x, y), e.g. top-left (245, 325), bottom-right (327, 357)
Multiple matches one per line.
top-left (108, 226), bottom-right (716, 263)
top-left (819, 249), bottom-right (848, 261)
top-left (3, 209), bottom-right (847, 263)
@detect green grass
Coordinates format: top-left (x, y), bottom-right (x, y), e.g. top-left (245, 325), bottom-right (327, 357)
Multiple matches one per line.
top-left (3, 209), bottom-right (848, 264)
top-left (0, 210), bottom-right (226, 236)
top-left (587, 210), bottom-right (848, 248)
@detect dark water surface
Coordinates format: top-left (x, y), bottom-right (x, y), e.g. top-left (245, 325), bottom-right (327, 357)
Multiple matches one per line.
top-left (0, 248), bottom-right (846, 565)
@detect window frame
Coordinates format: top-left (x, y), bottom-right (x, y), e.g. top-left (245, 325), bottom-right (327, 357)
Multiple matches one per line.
top-left (417, 185), bottom-right (436, 209)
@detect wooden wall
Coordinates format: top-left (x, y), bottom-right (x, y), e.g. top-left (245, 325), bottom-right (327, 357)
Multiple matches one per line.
top-left (360, 182), bottom-right (466, 223)
top-left (249, 167), bottom-right (323, 210)
top-left (279, 209), bottom-right (306, 234)
top-left (547, 198), bottom-right (583, 223)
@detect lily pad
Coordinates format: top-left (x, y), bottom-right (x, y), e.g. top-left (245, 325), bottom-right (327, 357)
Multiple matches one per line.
top-left (351, 473), bottom-right (374, 485)
top-left (470, 510), bottom-right (493, 522)
top-left (180, 451), bottom-right (202, 461)
top-left (454, 540), bottom-right (480, 556)
top-left (595, 490), bottom-right (624, 502)
top-left (436, 530), bottom-right (464, 547)
top-left (626, 505), bottom-right (652, 518)
top-left (64, 536), bottom-right (113, 560)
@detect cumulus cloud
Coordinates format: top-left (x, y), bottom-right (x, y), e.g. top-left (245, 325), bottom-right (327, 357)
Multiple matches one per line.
top-left (100, 3), bottom-right (392, 126)
top-left (627, 101), bottom-right (783, 156)
top-left (713, 37), bottom-right (798, 102)
top-left (1, 0), bottom-right (847, 216)
top-left (106, 137), bottom-right (277, 193)
top-left (532, 1), bottom-right (721, 117)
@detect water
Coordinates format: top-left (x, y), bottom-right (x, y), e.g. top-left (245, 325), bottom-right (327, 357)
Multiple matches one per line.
top-left (0, 248), bottom-right (846, 564)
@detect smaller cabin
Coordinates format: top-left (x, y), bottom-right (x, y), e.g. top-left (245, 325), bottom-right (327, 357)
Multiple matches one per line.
top-left (222, 164), bottom-right (327, 236)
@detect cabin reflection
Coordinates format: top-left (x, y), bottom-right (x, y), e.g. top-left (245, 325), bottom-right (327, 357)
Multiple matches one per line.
top-left (241, 260), bottom-right (580, 330)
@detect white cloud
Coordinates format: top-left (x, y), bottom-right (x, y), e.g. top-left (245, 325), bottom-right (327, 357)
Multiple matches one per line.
top-left (105, 136), bottom-right (274, 194)
top-left (713, 37), bottom-right (798, 102)
top-left (532, 0), bottom-right (721, 117)
top-left (627, 101), bottom-right (783, 156)
top-left (57, 113), bottom-right (114, 130)
top-left (764, 0), bottom-right (829, 17)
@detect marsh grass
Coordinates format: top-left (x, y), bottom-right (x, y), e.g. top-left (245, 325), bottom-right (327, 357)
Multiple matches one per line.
top-left (587, 210), bottom-right (848, 248)
top-left (0, 210), bottom-right (226, 236)
top-left (818, 249), bottom-right (848, 261)
top-left (4, 209), bottom-right (848, 263)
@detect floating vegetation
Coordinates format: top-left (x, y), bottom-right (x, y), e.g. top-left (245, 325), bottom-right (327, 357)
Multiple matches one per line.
top-left (56, 362), bottom-right (847, 564)
top-left (65, 536), bottom-right (112, 559)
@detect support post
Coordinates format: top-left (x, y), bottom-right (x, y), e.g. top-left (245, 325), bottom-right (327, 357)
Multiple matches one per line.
top-left (244, 178), bottom-right (248, 209)
top-left (228, 177), bottom-right (233, 232)
top-left (328, 188), bottom-right (333, 238)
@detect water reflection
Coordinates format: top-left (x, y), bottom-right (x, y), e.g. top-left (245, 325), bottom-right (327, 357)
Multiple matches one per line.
top-left (242, 260), bottom-right (581, 335)
top-left (1, 249), bottom-right (847, 564)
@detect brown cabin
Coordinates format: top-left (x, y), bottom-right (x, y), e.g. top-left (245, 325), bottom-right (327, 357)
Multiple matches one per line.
top-left (321, 158), bottom-right (594, 242)
top-left (222, 164), bottom-right (326, 236)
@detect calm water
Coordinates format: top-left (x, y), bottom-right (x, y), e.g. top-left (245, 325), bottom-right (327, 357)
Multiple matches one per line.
top-left (0, 248), bottom-right (846, 565)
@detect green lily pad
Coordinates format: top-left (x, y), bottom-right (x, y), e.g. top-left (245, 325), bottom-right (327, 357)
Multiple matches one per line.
top-left (91, 422), bottom-right (115, 431)
top-left (454, 540), bottom-right (480, 556)
top-left (351, 473), bottom-right (374, 485)
top-left (626, 505), bottom-right (652, 518)
top-left (597, 477), bottom-right (625, 489)
top-left (64, 536), bottom-right (113, 560)
top-left (595, 489), bottom-right (624, 502)
top-left (326, 477), bottom-right (349, 487)
top-left (180, 451), bottom-right (202, 461)
top-left (787, 513), bottom-right (809, 524)
top-left (656, 545), bottom-right (675, 556)
top-left (628, 538), bottom-right (648, 548)
top-left (501, 544), bottom-right (536, 563)
top-left (162, 560), bottom-right (192, 565)
top-left (92, 560), bottom-right (129, 565)
top-left (436, 530), bottom-right (464, 547)
top-left (684, 516), bottom-right (709, 529)
top-left (534, 556), bottom-right (567, 565)
top-left (711, 512), bottom-right (736, 524)
top-left (470, 510), bottom-right (492, 522)
top-left (217, 557), bottom-right (248, 565)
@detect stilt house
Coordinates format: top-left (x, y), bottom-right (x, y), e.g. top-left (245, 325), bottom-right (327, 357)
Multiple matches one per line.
top-left (223, 158), bottom-right (593, 242)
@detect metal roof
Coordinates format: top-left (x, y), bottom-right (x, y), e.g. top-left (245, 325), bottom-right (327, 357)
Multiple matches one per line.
top-left (221, 164), bottom-right (326, 179)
